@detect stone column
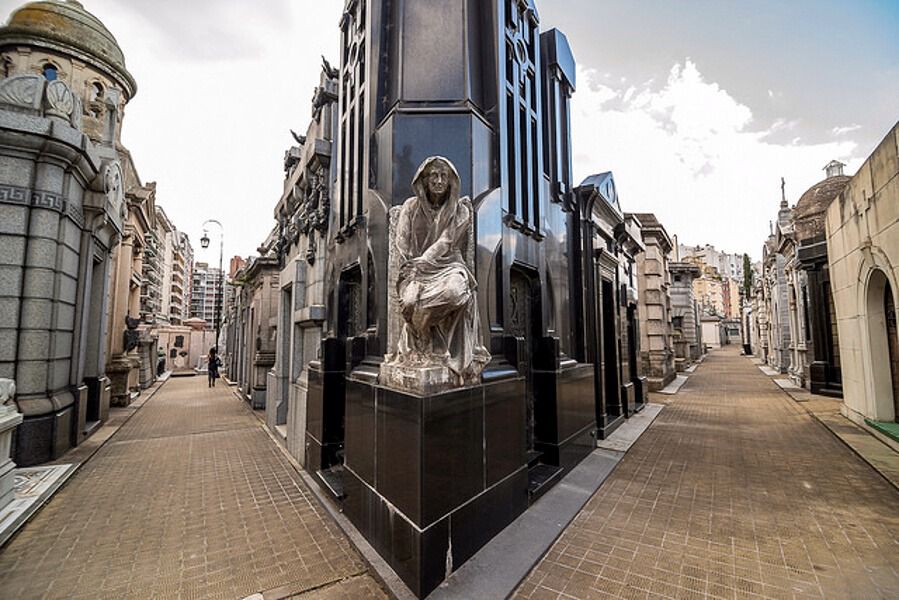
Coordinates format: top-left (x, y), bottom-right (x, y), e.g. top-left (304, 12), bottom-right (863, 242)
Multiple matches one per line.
top-left (106, 232), bottom-right (136, 405)
top-left (0, 379), bottom-right (23, 511)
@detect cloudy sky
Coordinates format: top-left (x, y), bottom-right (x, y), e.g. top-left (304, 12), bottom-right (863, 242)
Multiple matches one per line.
top-left (3, 0), bottom-right (896, 264)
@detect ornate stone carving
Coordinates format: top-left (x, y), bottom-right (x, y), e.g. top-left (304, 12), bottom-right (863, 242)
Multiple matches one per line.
top-left (0, 75), bottom-right (43, 109)
top-left (380, 157), bottom-right (490, 393)
top-left (44, 80), bottom-right (75, 119)
top-left (123, 314), bottom-right (140, 352)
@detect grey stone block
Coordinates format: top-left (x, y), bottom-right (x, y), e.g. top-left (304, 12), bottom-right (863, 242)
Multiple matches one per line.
top-left (56, 303), bottom-right (75, 332)
top-left (52, 331), bottom-right (72, 360)
top-left (0, 205), bottom-right (27, 235)
top-left (28, 209), bottom-right (61, 239)
top-left (15, 360), bottom-right (47, 395)
top-left (17, 330), bottom-right (48, 361)
top-left (0, 154), bottom-right (34, 186)
top-left (0, 265), bottom-right (22, 296)
top-left (58, 273), bottom-right (77, 304)
top-left (60, 246), bottom-right (79, 277)
top-left (25, 237), bottom-right (58, 270)
top-left (0, 329), bottom-right (16, 361)
top-left (22, 267), bottom-right (55, 299)
top-left (0, 236), bottom-right (25, 266)
top-left (0, 298), bottom-right (19, 328)
top-left (62, 220), bottom-right (80, 251)
top-left (51, 359), bottom-right (69, 390)
top-left (19, 298), bottom-right (53, 329)
top-left (0, 362), bottom-right (12, 379)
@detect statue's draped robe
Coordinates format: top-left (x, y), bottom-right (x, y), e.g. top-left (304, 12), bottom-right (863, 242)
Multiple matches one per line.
top-left (389, 158), bottom-right (489, 383)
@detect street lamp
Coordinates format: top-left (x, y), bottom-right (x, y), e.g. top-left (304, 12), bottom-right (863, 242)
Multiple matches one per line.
top-left (200, 219), bottom-right (224, 355)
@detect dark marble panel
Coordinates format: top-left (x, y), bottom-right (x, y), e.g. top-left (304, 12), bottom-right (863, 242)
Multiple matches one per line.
top-left (421, 386), bottom-right (483, 525)
top-left (391, 114), bottom-right (475, 205)
top-left (485, 377), bottom-right (526, 486)
top-left (305, 365), bottom-right (325, 443)
top-left (597, 413), bottom-right (625, 440)
top-left (304, 433), bottom-right (322, 478)
top-left (13, 412), bottom-right (54, 466)
top-left (419, 519), bottom-right (451, 598)
top-left (621, 382), bottom-right (636, 418)
top-left (376, 386), bottom-right (422, 524)
top-left (343, 464), bottom-right (450, 599)
top-left (557, 424), bottom-right (596, 473)
top-left (401, 0), bottom-right (465, 102)
top-left (633, 376), bottom-right (648, 410)
top-left (346, 379), bottom-right (378, 486)
top-left (52, 407), bottom-right (72, 459)
top-left (555, 363), bottom-right (595, 443)
top-left (449, 467), bottom-right (528, 571)
top-left (72, 386), bottom-right (87, 446)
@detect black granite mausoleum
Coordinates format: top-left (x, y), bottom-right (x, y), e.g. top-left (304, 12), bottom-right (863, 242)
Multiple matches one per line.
top-left (303, 1), bottom-right (645, 595)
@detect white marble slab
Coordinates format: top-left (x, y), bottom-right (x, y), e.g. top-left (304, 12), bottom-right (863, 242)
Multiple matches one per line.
top-left (597, 403), bottom-right (665, 452)
top-left (0, 463), bottom-right (76, 546)
top-left (659, 374), bottom-right (689, 394)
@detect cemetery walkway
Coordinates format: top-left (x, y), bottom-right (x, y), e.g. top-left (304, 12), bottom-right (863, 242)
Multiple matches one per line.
top-left (515, 346), bottom-right (899, 600)
top-left (0, 376), bottom-right (386, 600)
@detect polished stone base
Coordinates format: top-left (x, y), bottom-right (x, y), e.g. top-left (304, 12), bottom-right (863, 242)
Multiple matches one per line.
top-left (341, 374), bottom-right (527, 597)
top-left (378, 362), bottom-right (453, 395)
top-left (809, 361), bottom-right (843, 398)
top-left (13, 405), bottom-right (73, 467)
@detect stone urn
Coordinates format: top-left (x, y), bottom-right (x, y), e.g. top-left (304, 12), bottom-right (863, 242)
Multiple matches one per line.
top-left (0, 379), bottom-right (23, 510)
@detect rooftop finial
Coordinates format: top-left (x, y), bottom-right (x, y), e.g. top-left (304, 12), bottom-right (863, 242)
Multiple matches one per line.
top-left (780, 177), bottom-right (787, 208)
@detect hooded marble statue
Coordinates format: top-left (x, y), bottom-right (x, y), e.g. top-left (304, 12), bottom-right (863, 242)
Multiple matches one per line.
top-left (381, 156), bottom-right (490, 390)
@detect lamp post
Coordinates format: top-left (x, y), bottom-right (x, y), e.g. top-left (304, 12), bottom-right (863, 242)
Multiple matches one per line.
top-left (200, 219), bottom-right (224, 355)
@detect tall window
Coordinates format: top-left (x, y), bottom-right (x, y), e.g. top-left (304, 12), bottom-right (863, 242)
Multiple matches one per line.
top-left (501, 0), bottom-right (543, 236)
top-left (337, 0), bottom-right (366, 240)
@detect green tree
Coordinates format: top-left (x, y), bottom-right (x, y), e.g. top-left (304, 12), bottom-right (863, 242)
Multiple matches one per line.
top-left (742, 253), bottom-right (752, 298)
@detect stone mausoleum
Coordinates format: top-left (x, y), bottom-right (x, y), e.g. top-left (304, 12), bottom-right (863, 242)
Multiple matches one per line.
top-left (0, 0), bottom-right (134, 465)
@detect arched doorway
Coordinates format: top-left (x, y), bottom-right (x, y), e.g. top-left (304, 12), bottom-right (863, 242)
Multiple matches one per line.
top-left (866, 270), bottom-right (898, 421)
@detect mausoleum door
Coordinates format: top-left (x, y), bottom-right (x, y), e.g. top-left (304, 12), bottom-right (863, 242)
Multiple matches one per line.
top-left (885, 282), bottom-right (899, 422)
top-left (510, 267), bottom-right (541, 457)
top-left (601, 278), bottom-right (622, 420)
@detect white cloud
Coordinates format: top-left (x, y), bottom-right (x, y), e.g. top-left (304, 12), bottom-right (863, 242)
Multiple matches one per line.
top-left (570, 60), bottom-right (861, 260)
top-left (831, 124), bottom-right (862, 136)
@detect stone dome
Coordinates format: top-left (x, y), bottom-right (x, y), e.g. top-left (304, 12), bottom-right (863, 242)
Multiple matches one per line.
top-left (793, 175), bottom-right (851, 240)
top-left (0, 0), bottom-right (136, 98)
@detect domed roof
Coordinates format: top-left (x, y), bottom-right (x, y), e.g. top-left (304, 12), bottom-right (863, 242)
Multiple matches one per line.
top-left (793, 174), bottom-right (850, 241)
top-left (0, 0), bottom-right (136, 98)
top-left (794, 175), bottom-right (851, 220)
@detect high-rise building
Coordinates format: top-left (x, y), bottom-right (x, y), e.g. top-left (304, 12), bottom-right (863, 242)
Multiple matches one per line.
top-left (190, 262), bottom-right (224, 328)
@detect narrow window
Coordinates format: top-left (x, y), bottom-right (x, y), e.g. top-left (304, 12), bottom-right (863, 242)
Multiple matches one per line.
top-left (42, 63), bottom-right (58, 81)
top-left (91, 81), bottom-right (104, 102)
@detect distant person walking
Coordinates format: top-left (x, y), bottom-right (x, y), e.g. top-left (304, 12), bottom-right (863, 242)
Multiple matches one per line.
top-left (207, 348), bottom-right (221, 388)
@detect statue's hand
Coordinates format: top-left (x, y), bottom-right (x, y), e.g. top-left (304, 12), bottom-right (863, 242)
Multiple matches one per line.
top-left (400, 281), bottom-right (418, 322)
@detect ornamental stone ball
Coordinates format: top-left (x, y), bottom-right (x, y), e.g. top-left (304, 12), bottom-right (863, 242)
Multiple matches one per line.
top-left (381, 156), bottom-right (490, 391)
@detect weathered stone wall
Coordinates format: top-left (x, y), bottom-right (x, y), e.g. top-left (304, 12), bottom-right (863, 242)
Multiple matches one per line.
top-left (826, 124), bottom-right (899, 424)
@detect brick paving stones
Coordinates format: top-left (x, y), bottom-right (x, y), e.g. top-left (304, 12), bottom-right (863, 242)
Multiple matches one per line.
top-left (0, 376), bottom-right (388, 600)
top-left (515, 346), bottom-right (899, 600)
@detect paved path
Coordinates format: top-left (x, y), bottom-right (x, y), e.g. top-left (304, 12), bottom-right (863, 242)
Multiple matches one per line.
top-left (0, 377), bottom-right (386, 600)
top-left (515, 346), bottom-right (899, 600)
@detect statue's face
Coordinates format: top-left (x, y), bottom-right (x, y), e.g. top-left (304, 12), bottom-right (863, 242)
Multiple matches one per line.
top-left (426, 164), bottom-right (450, 200)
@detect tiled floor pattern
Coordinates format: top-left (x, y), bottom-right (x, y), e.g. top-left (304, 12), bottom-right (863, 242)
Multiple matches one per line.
top-left (0, 377), bottom-right (387, 600)
top-left (515, 347), bottom-right (899, 600)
